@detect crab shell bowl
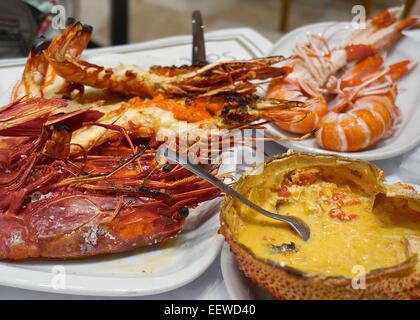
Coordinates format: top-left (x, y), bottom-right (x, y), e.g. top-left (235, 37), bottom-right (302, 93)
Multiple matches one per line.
top-left (220, 151), bottom-right (420, 300)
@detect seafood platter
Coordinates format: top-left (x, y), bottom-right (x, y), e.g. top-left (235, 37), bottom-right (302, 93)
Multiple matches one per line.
top-left (0, 6), bottom-right (420, 299)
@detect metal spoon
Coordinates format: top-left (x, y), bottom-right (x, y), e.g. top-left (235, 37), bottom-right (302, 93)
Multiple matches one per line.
top-left (162, 148), bottom-right (311, 241)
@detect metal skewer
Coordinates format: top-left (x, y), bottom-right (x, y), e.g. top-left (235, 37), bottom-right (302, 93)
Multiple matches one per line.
top-left (192, 10), bottom-right (207, 66)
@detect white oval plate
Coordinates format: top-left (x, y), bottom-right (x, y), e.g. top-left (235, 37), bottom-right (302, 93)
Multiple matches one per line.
top-left (221, 183), bottom-right (420, 300)
top-left (265, 22), bottom-right (420, 161)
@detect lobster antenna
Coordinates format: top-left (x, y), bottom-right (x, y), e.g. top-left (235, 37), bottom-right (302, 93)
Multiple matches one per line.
top-left (53, 143), bottom-right (149, 187)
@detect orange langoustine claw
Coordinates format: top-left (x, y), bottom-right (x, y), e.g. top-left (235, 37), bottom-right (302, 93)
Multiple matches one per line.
top-left (0, 98), bottom-right (221, 260)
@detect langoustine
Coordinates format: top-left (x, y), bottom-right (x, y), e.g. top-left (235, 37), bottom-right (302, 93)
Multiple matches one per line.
top-left (316, 55), bottom-right (415, 152)
top-left (0, 98), bottom-right (222, 260)
top-left (266, 6), bottom-right (418, 134)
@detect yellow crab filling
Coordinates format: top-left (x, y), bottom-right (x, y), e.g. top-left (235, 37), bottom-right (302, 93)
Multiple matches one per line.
top-left (225, 168), bottom-right (420, 278)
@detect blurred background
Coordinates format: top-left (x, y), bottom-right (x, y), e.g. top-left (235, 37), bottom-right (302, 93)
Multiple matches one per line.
top-left (0, 0), bottom-right (418, 58)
